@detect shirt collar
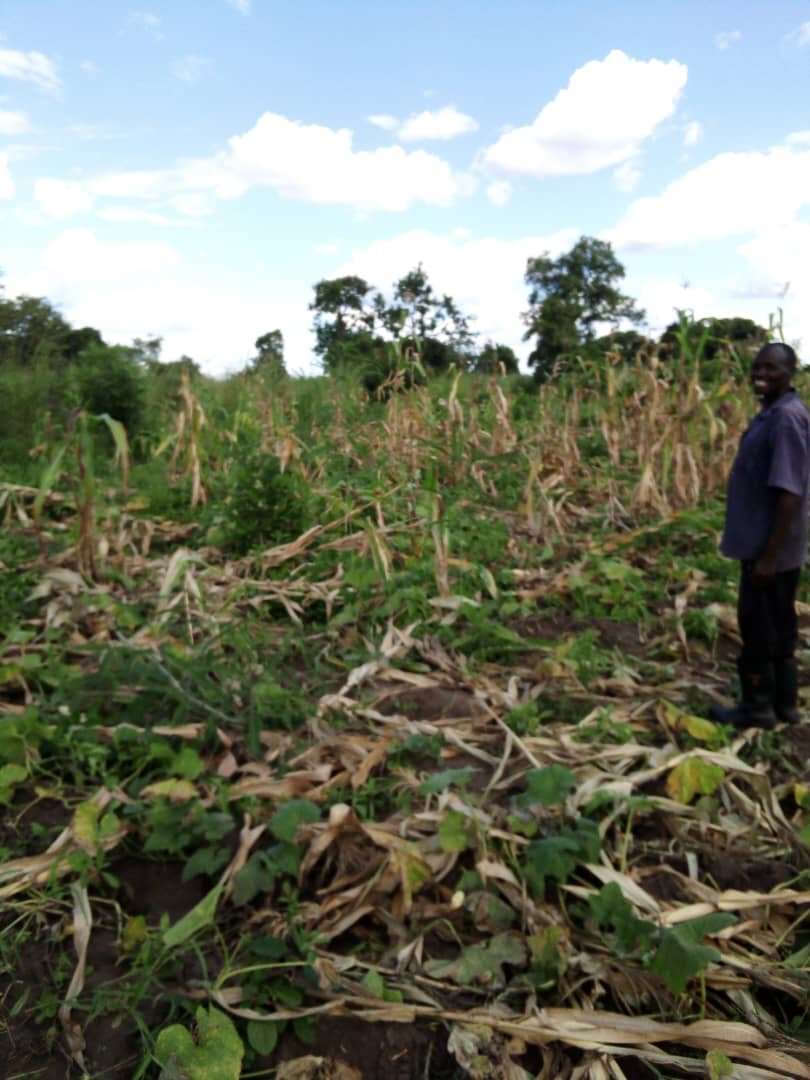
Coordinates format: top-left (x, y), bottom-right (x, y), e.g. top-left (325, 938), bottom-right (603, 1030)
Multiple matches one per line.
top-left (759, 387), bottom-right (797, 416)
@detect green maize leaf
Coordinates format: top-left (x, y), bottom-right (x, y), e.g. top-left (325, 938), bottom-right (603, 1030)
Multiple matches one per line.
top-left (163, 882), bottom-right (224, 949)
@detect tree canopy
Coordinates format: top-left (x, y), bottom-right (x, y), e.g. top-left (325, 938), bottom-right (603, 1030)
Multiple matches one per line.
top-left (524, 237), bottom-right (644, 380)
top-left (252, 330), bottom-right (285, 375)
top-left (310, 264), bottom-right (493, 387)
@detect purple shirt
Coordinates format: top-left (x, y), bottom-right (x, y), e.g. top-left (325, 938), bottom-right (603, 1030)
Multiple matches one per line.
top-left (721, 388), bottom-right (810, 570)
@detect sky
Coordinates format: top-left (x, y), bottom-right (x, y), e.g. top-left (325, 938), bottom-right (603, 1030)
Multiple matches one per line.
top-left (2, 1), bottom-right (810, 376)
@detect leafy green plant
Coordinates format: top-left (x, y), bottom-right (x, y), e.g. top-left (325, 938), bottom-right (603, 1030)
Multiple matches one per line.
top-left (574, 706), bottom-right (635, 745)
top-left (521, 817), bottom-right (601, 899)
top-left (518, 765), bottom-right (575, 808)
top-left (586, 883), bottom-right (736, 994)
top-left (155, 1005), bottom-right (244, 1080)
top-left (251, 676), bottom-right (309, 732)
top-left (205, 443), bottom-right (311, 555)
top-left (505, 701), bottom-right (541, 736)
top-left (569, 556), bottom-right (650, 622)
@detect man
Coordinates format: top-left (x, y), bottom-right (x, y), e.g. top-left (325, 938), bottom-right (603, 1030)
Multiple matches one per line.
top-left (711, 342), bottom-right (810, 729)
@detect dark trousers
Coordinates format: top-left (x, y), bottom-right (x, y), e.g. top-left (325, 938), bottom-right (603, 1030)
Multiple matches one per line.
top-left (738, 563), bottom-right (800, 673)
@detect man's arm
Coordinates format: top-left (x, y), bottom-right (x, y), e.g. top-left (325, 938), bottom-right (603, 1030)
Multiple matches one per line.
top-left (752, 488), bottom-right (802, 586)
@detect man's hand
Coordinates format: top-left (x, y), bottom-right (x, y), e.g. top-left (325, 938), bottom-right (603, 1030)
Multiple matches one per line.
top-left (752, 489), bottom-right (801, 587)
top-left (751, 554), bottom-right (778, 588)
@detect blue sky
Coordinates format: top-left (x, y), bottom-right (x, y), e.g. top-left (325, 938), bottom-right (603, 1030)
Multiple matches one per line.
top-left (2, 1), bottom-right (810, 374)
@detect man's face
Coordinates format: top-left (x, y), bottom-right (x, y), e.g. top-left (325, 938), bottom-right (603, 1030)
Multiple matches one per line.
top-left (751, 349), bottom-right (792, 405)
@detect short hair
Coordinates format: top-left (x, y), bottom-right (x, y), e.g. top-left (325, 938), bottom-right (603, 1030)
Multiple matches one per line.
top-left (757, 342), bottom-right (798, 374)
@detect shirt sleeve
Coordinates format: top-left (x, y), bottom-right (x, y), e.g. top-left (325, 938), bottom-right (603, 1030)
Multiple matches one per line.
top-left (768, 412), bottom-right (810, 496)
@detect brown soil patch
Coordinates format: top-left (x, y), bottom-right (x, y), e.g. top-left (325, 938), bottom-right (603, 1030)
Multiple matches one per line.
top-left (0, 790), bottom-right (69, 853)
top-left (701, 852), bottom-right (796, 892)
top-left (374, 685), bottom-right (487, 721)
top-left (3, 1006), bottom-right (462, 1079)
top-left (268, 1018), bottom-right (463, 1079)
top-left (784, 723), bottom-right (810, 763)
top-left (636, 865), bottom-right (688, 903)
top-left (512, 612), bottom-right (651, 659)
top-left (114, 857), bottom-right (209, 923)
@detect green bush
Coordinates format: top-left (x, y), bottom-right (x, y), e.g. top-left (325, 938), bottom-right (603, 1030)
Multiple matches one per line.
top-left (73, 344), bottom-right (145, 436)
top-left (208, 447), bottom-right (312, 556)
top-left (0, 361), bottom-right (70, 469)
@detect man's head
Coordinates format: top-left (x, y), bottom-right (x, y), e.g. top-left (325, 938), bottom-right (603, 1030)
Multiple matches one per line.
top-left (751, 343), bottom-right (797, 404)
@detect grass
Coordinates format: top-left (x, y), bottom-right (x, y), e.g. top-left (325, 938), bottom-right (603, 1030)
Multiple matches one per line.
top-left (0, 350), bottom-right (809, 1078)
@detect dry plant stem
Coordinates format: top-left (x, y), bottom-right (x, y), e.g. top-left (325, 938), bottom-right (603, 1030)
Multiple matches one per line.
top-left (57, 882), bottom-right (92, 1070)
top-left (479, 698), bottom-right (543, 769)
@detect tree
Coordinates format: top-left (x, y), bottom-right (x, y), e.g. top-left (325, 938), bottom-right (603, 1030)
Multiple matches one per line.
top-left (253, 330), bottom-right (285, 375)
top-left (73, 342), bottom-right (145, 433)
top-left (0, 294), bottom-right (72, 366)
top-left (385, 264), bottom-right (477, 371)
top-left (310, 267), bottom-right (478, 385)
top-left (472, 342), bottom-right (520, 375)
top-left (63, 326), bottom-right (105, 363)
top-left (659, 315), bottom-right (769, 368)
top-left (310, 276), bottom-right (376, 362)
top-left (130, 336), bottom-right (163, 366)
top-left (591, 329), bottom-right (656, 363)
top-left (524, 236), bottom-right (644, 380)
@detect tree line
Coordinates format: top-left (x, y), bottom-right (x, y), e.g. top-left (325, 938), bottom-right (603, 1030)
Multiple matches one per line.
top-left (0, 235), bottom-right (771, 437)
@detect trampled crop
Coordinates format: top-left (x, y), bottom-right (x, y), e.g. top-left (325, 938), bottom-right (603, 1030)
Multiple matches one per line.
top-left (1, 346), bottom-right (810, 1078)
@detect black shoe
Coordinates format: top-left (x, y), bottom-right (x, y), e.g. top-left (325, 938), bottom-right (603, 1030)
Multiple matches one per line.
top-left (709, 701), bottom-right (777, 729)
top-left (773, 658), bottom-right (800, 725)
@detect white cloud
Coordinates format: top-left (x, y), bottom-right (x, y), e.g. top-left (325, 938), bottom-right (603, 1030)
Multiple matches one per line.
top-left (632, 277), bottom-right (721, 333)
top-left (486, 180), bottom-right (512, 207)
top-left (682, 120), bottom-right (703, 147)
top-left (98, 206), bottom-right (180, 225)
top-left (69, 122), bottom-right (114, 142)
top-left (368, 114), bottom-right (399, 131)
top-left (786, 130), bottom-right (810, 146)
top-left (738, 224), bottom-right (810, 297)
top-left (172, 55), bottom-right (209, 83)
top-left (34, 178), bottom-right (95, 219)
top-left (339, 226), bottom-right (579, 360)
top-left (210, 112), bottom-right (471, 211)
top-left (715, 29), bottom-right (742, 50)
top-left (0, 47), bottom-right (60, 91)
top-left (127, 11), bottom-right (163, 40)
top-left (483, 50), bottom-right (687, 177)
top-left (8, 229), bottom-right (313, 376)
top-left (732, 226), bottom-right (810, 351)
top-left (32, 111), bottom-right (473, 220)
top-left (0, 109), bottom-right (29, 135)
top-left (169, 192), bottom-right (213, 217)
top-left (369, 106), bottom-right (478, 142)
top-left (226, 0), bottom-right (251, 12)
top-left (785, 21), bottom-right (810, 48)
top-left (90, 169), bottom-right (167, 199)
top-left (609, 143), bottom-right (810, 249)
top-left (613, 160), bottom-right (641, 192)
top-left (40, 227), bottom-right (180, 282)
top-left (0, 152), bottom-right (14, 199)
top-left (398, 105), bottom-right (478, 142)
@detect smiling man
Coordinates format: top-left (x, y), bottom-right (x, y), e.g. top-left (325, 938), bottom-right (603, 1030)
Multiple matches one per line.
top-left (711, 343), bottom-right (810, 729)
